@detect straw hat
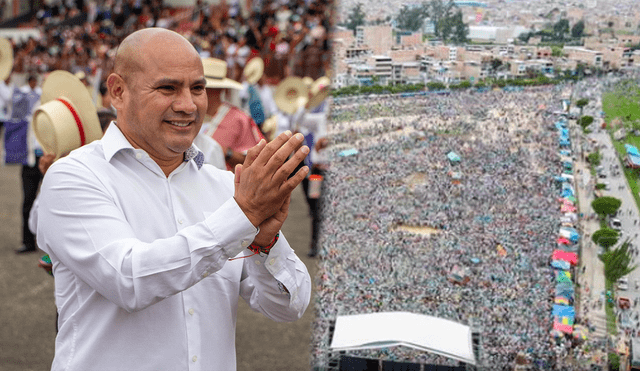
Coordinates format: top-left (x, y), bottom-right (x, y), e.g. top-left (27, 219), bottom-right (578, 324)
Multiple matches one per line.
top-left (33, 70), bottom-right (101, 159)
top-left (261, 115), bottom-right (278, 142)
top-left (243, 57), bottom-right (264, 84)
top-left (306, 76), bottom-right (331, 110)
top-left (302, 76), bottom-right (313, 87)
top-left (202, 58), bottom-right (242, 90)
top-left (0, 37), bottom-right (13, 81)
top-left (273, 76), bottom-right (309, 115)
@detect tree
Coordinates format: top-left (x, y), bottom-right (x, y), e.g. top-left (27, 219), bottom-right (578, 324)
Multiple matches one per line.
top-left (576, 97), bottom-right (589, 117)
top-left (579, 115), bottom-right (594, 129)
top-left (429, 0), bottom-right (455, 38)
top-left (553, 18), bottom-right (570, 41)
top-left (396, 4), bottom-right (429, 32)
top-left (518, 31), bottom-right (532, 43)
top-left (345, 3), bottom-right (366, 31)
top-left (592, 228), bottom-right (620, 250)
top-left (450, 10), bottom-right (468, 44)
top-left (571, 20), bottom-right (585, 39)
top-left (490, 58), bottom-right (503, 72)
top-left (600, 239), bottom-right (637, 282)
top-left (591, 196), bottom-right (622, 216)
top-left (586, 151), bottom-right (601, 166)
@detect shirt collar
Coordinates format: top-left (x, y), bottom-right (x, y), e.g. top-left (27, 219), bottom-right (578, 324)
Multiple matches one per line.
top-left (102, 122), bottom-right (205, 170)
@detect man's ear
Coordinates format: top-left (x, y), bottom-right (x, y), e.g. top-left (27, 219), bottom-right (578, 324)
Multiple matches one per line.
top-left (107, 73), bottom-right (125, 110)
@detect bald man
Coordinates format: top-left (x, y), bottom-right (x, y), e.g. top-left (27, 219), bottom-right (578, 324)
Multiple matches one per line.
top-left (36, 28), bottom-right (312, 371)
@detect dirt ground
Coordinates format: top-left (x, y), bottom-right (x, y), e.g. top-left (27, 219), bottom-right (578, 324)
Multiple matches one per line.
top-left (0, 162), bottom-right (319, 371)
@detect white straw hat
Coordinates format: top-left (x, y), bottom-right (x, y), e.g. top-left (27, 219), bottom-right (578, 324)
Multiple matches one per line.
top-left (243, 57), bottom-right (264, 84)
top-left (302, 76), bottom-right (313, 87)
top-left (202, 58), bottom-right (242, 90)
top-left (33, 70), bottom-right (101, 159)
top-left (306, 76), bottom-right (331, 110)
top-left (0, 37), bottom-right (13, 81)
top-left (273, 76), bottom-right (309, 114)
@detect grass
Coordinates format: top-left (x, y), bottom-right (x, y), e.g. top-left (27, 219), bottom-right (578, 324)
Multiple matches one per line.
top-left (602, 80), bottom-right (640, 215)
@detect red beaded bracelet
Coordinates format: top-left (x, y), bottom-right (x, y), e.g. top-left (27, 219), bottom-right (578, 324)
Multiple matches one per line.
top-left (248, 232), bottom-right (279, 255)
top-left (229, 232), bottom-right (280, 261)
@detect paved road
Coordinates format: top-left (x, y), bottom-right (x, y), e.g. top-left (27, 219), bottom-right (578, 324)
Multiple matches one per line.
top-left (576, 100), bottom-right (640, 349)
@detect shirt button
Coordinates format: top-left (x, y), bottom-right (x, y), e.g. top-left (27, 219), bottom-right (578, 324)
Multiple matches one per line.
top-left (192, 355), bottom-right (197, 362)
top-left (135, 153), bottom-right (143, 160)
top-left (270, 258), bottom-right (275, 265)
top-left (241, 239), bottom-right (250, 248)
top-left (188, 308), bottom-right (194, 315)
top-left (178, 219), bottom-right (184, 224)
top-left (255, 260), bottom-right (261, 266)
top-left (202, 271), bottom-right (209, 278)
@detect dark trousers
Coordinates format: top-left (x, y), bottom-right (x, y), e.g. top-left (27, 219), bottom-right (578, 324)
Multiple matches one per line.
top-left (301, 168), bottom-right (325, 254)
top-left (21, 157), bottom-right (42, 249)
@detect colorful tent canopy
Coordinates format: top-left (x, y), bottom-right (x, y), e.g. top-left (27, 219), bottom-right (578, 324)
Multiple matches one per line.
top-left (627, 154), bottom-right (640, 168)
top-left (558, 229), bottom-right (579, 242)
top-left (553, 321), bottom-right (573, 334)
top-left (553, 304), bottom-right (575, 317)
top-left (447, 151), bottom-right (461, 163)
top-left (553, 250), bottom-right (578, 265)
top-left (559, 198), bottom-right (575, 206)
top-left (551, 260), bottom-right (571, 270)
top-left (560, 226), bottom-right (578, 235)
top-left (555, 283), bottom-right (574, 297)
top-left (555, 296), bottom-right (571, 305)
top-left (556, 270), bottom-right (572, 283)
top-left (338, 148), bottom-right (359, 157)
top-left (625, 144), bottom-right (640, 156)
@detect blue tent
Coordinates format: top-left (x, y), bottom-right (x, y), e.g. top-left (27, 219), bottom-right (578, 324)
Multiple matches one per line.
top-left (556, 283), bottom-right (574, 297)
top-left (625, 144), bottom-right (640, 157)
top-left (551, 260), bottom-right (571, 270)
top-left (338, 149), bottom-right (359, 157)
top-left (628, 154), bottom-right (640, 168)
top-left (553, 304), bottom-right (575, 318)
top-left (447, 151), bottom-right (461, 163)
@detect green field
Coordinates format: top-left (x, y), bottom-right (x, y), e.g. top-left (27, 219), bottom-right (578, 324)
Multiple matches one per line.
top-left (601, 79), bottom-right (640, 211)
top-left (602, 80), bottom-right (640, 126)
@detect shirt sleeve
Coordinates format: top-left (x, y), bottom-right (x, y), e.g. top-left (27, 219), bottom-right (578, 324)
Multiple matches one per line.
top-left (37, 159), bottom-right (258, 313)
top-left (239, 233), bottom-right (311, 322)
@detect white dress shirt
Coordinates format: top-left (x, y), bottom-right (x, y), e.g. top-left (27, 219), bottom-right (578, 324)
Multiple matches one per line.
top-left (37, 123), bottom-right (311, 371)
top-left (192, 132), bottom-right (226, 170)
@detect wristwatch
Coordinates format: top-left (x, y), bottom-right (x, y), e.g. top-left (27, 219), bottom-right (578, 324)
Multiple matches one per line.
top-left (225, 148), bottom-right (233, 160)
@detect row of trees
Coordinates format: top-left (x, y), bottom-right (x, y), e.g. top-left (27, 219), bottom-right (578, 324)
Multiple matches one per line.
top-left (518, 19), bottom-right (585, 43)
top-left (590, 195), bottom-right (636, 285)
top-left (342, 0), bottom-right (469, 44)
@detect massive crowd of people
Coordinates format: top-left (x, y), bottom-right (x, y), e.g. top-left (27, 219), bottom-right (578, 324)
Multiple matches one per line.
top-left (312, 86), bottom-right (585, 369)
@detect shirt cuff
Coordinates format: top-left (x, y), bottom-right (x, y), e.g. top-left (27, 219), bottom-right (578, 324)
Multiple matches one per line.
top-left (204, 197), bottom-right (259, 259)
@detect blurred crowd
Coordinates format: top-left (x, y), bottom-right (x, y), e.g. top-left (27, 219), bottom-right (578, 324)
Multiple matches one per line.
top-left (10, 0), bottom-right (332, 104)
